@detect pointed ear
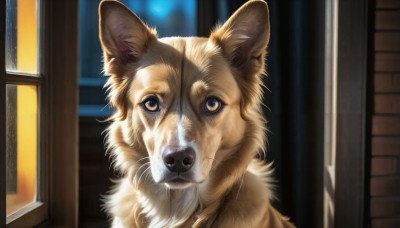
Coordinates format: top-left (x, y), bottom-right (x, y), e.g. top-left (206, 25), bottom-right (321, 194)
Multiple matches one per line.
top-left (210, 0), bottom-right (270, 75)
top-left (98, 0), bottom-right (157, 66)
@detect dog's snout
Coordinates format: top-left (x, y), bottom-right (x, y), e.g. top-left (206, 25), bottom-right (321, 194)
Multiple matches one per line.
top-left (162, 147), bottom-right (196, 172)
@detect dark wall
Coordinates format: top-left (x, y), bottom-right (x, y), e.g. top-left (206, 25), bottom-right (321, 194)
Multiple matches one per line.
top-left (79, 118), bottom-right (112, 228)
top-left (265, 1), bottom-right (325, 227)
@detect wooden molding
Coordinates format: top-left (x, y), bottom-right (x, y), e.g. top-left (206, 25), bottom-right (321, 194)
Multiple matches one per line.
top-left (334, 0), bottom-right (369, 227)
top-left (44, 0), bottom-right (79, 226)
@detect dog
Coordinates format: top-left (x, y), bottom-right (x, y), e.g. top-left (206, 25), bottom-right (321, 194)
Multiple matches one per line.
top-left (99, 0), bottom-right (295, 227)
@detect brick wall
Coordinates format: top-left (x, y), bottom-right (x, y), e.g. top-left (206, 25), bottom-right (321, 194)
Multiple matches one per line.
top-left (370, 0), bottom-right (400, 227)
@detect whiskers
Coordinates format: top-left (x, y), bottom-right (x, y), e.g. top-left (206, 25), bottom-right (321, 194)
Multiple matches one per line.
top-left (131, 157), bottom-right (152, 187)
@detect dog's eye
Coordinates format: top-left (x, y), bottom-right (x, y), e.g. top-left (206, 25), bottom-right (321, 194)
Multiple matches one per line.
top-left (204, 97), bottom-right (223, 114)
top-left (142, 97), bottom-right (160, 112)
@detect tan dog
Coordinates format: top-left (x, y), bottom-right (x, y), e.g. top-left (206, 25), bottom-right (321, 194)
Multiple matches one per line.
top-left (99, 0), bottom-right (295, 227)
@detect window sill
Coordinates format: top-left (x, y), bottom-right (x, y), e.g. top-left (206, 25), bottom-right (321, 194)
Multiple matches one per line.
top-left (7, 201), bottom-right (46, 228)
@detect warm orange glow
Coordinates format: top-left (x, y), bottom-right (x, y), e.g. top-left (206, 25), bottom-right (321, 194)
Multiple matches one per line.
top-left (6, 85), bottom-right (38, 216)
top-left (17, 0), bottom-right (38, 202)
top-left (17, 0), bottom-right (37, 72)
top-left (6, 0), bottom-right (38, 215)
top-left (17, 85), bottom-right (38, 202)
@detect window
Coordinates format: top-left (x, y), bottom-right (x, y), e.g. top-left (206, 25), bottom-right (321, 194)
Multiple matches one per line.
top-left (4, 0), bottom-right (44, 224)
top-left (1, 0), bottom-right (79, 227)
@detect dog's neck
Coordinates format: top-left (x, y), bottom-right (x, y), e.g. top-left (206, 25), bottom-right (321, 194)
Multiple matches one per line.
top-left (135, 159), bottom-right (251, 227)
top-left (137, 181), bottom-right (201, 228)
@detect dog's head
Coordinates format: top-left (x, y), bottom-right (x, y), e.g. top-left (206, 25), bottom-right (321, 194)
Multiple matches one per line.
top-left (99, 0), bottom-right (270, 190)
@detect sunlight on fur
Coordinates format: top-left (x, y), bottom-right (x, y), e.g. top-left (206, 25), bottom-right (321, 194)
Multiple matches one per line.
top-left (99, 0), bottom-right (295, 227)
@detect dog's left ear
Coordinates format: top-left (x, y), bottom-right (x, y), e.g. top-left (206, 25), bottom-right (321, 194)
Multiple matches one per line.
top-left (99, 0), bottom-right (157, 69)
top-left (210, 0), bottom-right (270, 75)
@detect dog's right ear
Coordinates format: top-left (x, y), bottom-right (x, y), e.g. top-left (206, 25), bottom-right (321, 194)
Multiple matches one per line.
top-left (210, 0), bottom-right (269, 76)
top-left (99, 0), bottom-right (157, 69)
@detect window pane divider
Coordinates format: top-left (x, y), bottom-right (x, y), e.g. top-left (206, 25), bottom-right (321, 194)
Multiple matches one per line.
top-left (5, 72), bottom-right (42, 85)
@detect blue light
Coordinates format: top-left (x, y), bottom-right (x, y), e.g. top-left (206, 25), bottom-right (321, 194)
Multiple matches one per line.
top-left (148, 0), bottom-right (173, 19)
top-left (121, 0), bottom-right (196, 37)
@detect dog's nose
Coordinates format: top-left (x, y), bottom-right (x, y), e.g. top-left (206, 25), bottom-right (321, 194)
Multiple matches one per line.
top-left (162, 147), bottom-right (196, 172)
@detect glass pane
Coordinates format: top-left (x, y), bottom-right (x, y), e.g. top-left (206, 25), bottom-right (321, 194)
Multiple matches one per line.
top-left (6, 0), bottom-right (39, 73)
top-left (6, 85), bottom-right (38, 216)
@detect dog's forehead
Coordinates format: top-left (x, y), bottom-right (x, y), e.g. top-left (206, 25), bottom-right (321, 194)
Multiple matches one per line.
top-left (132, 37), bottom-right (240, 102)
top-left (156, 37), bottom-right (215, 72)
top-left (148, 37), bottom-right (234, 83)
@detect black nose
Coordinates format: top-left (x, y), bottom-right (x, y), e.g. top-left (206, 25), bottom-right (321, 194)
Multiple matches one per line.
top-left (162, 147), bottom-right (196, 172)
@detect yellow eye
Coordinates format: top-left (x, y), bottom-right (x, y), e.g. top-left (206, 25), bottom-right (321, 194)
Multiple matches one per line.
top-left (142, 97), bottom-right (160, 112)
top-left (204, 97), bottom-right (223, 114)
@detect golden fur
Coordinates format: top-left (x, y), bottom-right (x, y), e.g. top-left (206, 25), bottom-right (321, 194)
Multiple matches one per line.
top-left (99, 0), bottom-right (295, 227)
